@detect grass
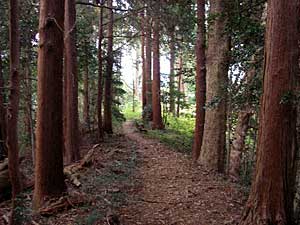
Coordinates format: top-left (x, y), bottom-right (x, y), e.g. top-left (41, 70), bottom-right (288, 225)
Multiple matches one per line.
top-left (123, 107), bottom-right (142, 121)
top-left (145, 115), bottom-right (195, 155)
top-left (123, 103), bottom-right (195, 155)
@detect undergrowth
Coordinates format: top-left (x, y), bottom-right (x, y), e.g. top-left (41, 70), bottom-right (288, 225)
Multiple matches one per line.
top-left (145, 115), bottom-right (195, 155)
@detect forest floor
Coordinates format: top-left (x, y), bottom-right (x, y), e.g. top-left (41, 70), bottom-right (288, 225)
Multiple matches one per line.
top-left (0, 121), bottom-right (247, 225)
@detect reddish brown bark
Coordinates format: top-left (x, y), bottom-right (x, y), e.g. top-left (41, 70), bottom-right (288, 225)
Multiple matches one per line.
top-left (145, 8), bottom-right (152, 113)
top-left (240, 1), bottom-right (299, 224)
top-left (97, 5), bottom-right (104, 141)
top-left (0, 51), bottom-right (7, 161)
top-left (200, 0), bottom-right (230, 172)
top-left (33, 0), bottom-right (66, 209)
top-left (169, 27), bottom-right (176, 116)
top-left (104, 0), bottom-right (113, 134)
top-left (64, 0), bottom-right (80, 164)
top-left (141, 21), bottom-right (147, 109)
top-left (192, 0), bottom-right (206, 162)
top-left (151, 8), bottom-right (164, 130)
top-left (8, 0), bottom-right (22, 199)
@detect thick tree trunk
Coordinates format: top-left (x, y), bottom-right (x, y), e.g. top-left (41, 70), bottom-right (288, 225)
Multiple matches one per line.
top-left (141, 12), bottom-right (147, 110)
top-left (83, 54), bottom-right (90, 131)
top-left (200, 0), bottom-right (230, 172)
top-left (104, 0), bottom-right (113, 134)
top-left (192, 0), bottom-right (206, 162)
top-left (151, 8), bottom-right (164, 130)
top-left (33, 0), bottom-right (66, 209)
top-left (8, 0), bottom-right (22, 199)
top-left (64, 0), bottom-right (80, 164)
top-left (240, 1), bottom-right (299, 224)
top-left (0, 52), bottom-right (7, 161)
top-left (97, 5), bottom-right (104, 141)
top-left (169, 27), bottom-right (176, 116)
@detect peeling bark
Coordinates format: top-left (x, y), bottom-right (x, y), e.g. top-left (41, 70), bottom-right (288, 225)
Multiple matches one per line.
top-left (192, 0), bottom-right (206, 162)
top-left (151, 5), bottom-right (164, 130)
top-left (240, 0), bottom-right (299, 224)
top-left (64, 0), bottom-right (80, 164)
top-left (200, 0), bottom-right (230, 172)
top-left (34, 0), bottom-right (66, 209)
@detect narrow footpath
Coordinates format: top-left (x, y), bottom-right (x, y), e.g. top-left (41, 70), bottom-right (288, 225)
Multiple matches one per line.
top-left (120, 121), bottom-right (246, 225)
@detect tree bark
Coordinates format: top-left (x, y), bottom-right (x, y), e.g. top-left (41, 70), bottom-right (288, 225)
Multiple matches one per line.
top-left (144, 6), bottom-right (152, 121)
top-left (104, 0), bottom-right (113, 134)
top-left (83, 51), bottom-right (90, 131)
top-left (240, 0), bottom-right (299, 224)
top-left (200, 0), bottom-right (230, 173)
top-left (228, 54), bottom-right (258, 180)
top-left (0, 51), bottom-right (7, 161)
top-left (33, 0), bottom-right (66, 209)
top-left (141, 12), bottom-right (147, 110)
top-left (97, 5), bottom-right (104, 141)
top-left (229, 109), bottom-right (252, 180)
top-left (169, 27), bottom-right (176, 116)
top-left (151, 6), bottom-right (164, 130)
top-left (8, 0), bottom-right (22, 199)
top-left (64, 0), bottom-right (80, 164)
top-left (192, 0), bottom-right (206, 162)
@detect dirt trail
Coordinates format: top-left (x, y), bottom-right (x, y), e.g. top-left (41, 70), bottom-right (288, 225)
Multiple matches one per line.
top-left (0, 121), bottom-right (246, 225)
top-left (120, 121), bottom-right (245, 225)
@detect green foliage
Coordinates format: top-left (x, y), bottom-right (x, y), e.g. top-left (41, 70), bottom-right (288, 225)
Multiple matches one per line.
top-left (123, 103), bottom-right (142, 121)
top-left (145, 115), bottom-right (195, 154)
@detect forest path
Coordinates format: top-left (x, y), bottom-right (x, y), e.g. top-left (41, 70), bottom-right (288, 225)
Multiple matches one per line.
top-left (120, 121), bottom-right (245, 225)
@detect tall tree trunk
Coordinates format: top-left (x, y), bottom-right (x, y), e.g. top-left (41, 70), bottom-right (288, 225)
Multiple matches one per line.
top-left (240, 1), bottom-right (299, 224)
top-left (141, 12), bottom-right (147, 110)
top-left (97, 5), bottom-right (104, 141)
top-left (0, 51), bottom-right (7, 161)
top-left (176, 54), bottom-right (183, 117)
top-left (24, 53), bottom-right (34, 162)
top-left (33, 0), bottom-right (66, 209)
top-left (151, 6), bottom-right (164, 130)
top-left (169, 27), bottom-right (176, 116)
top-left (104, 0), bottom-right (113, 134)
top-left (64, 0), bottom-right (80, 164)
top-left (144, 7), bottom-right (152, 121)
top-left (8, 0), bottom-right (22, 200)
top-left (200, 0), bottom-right (230, 172)
top-left (83, 52), bottom-right (90, 131)
top-left (192, 0), bottom-right (206, 162)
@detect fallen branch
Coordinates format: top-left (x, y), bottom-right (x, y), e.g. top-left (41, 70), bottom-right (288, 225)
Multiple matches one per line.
top-left (64, 144), bottom-right (100, 187)
top-left (39, 196), bottom-right (86, 217)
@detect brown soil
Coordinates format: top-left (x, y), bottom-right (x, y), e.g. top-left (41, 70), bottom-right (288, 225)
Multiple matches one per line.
top-left (120, 121), bottom-right (246, 225)
top-left (0, 121), bottom-right (246, 225)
